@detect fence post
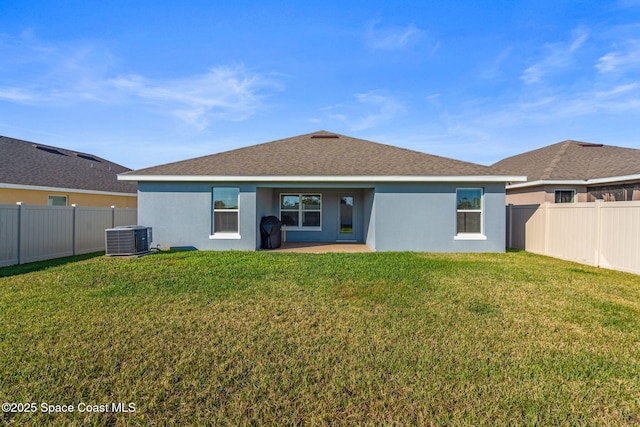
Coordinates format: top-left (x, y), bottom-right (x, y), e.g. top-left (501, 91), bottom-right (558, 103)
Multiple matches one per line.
top-left (508, 203), bottom-right (513, 249)
top-left (16, 202), bottom-right (24, 265)
top-left (72, 204), bottom-right (77, 256)
top-left (543, 202), bottom-right (550, 256)
top-left (594, 200), bottom-right (603, 267)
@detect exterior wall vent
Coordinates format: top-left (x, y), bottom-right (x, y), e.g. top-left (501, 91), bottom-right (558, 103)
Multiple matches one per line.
top-left (311, 134), bottom-right (340, 139)
top-left (578, 143), bottom-right (604, 147)
top-left (34, 145), bottom-right (67, 156)
top-left (76, 153), bottom-right (102, 162)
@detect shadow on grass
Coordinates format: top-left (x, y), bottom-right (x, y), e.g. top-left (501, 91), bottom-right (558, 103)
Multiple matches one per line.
top-left (0, 252), bottom-right (104, 278)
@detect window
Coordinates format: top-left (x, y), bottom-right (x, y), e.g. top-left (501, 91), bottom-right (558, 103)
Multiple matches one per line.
top-left (212, 188), bottom-right (239, 235)
top-left (48, 195), bottom-right (67, 206)
top-left (456, 188), bottom-right (483, 235)
top-left (554, 190), bottom-right (575, 203)
top-left (339, 196), bottom-right (354, 235)
top-left (280, 194), bottom-right (321, 229)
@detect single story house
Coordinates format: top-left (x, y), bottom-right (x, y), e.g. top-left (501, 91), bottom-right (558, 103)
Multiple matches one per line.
top-left (119, 131), bottom-right (524, 252)
top-left (0, 136), bottom-right (137, 208)
top-left (493, 140), bottom-right (640, 205)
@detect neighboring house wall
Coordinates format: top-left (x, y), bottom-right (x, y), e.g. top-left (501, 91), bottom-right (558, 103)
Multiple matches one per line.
top-left (0, 187), bottom-right (137, 207)
top-left (494, 140), bottom-right (640, 205)
top-left (138, 181), bottom-right (506, 252)
top-left (587, 182), bottom-right (640, 201)
top-left (506, 185), bottom-right (588, 205)
top-left (505, 187), bottom-right (547, 205)
top-left (507, 182), bottom-right (640, 204)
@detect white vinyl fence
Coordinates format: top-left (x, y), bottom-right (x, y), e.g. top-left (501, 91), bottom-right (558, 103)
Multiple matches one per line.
top-left (0, 204), bottom-right (137, 267)
top-left (507, 201), bottom-right (640, 275)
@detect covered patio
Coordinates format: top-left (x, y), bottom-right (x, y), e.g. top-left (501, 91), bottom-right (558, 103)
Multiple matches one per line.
top-left (256, 187), bottom-right (372, 249)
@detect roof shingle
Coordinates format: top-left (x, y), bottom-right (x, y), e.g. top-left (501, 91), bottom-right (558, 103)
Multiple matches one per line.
top-left (492, 140), bottom-right (640, 181)
top-left (0, 136), bottom-right (137, 194)
top-left (125, 131), bottom-right (511, 177)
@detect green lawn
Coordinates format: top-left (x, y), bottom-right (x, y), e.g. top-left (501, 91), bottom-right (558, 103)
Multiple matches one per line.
top-left (1, 250), bottom-right (640, 426)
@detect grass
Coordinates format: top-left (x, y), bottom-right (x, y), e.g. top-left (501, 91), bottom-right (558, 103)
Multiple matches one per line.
top-left (1, 250), bottom-right (640, 426)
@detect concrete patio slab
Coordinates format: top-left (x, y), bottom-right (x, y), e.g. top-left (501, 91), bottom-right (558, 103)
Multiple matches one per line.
top-left (267, 242), bottom-right (372, 253)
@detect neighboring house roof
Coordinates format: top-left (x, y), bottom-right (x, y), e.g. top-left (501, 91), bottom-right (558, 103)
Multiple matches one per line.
top-left (122, 131), bottom-right (523, 182)
top-left (0, 136), bottom-right (137, 194)
top-left (493, 140), bottom-right (640, 188)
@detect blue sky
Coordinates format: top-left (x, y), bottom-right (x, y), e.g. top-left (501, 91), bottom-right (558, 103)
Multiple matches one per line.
top-left (1, 0), bottom-right (639, 170)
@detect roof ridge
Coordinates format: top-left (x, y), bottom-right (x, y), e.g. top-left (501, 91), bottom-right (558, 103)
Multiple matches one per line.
top-left (540, 140), bottom-right (572, 180)
top-left (124, 131), bottom-right (510, 177)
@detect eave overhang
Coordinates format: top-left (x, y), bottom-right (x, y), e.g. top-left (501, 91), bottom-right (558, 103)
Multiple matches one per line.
top-left (506, 174), bottom-right (640, 190)
top-left (119, 174), bottom-right (527, 183)
top-left (0, 182), bottom-right (137, 197)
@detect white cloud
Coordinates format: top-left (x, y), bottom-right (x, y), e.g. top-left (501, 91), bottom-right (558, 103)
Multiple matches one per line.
top-left (426, 93), bottom-right (441, 106)
top-left (618, 0), bottom-right (640, 7)
top-left (521, 31), bottom-right (588, 84)
top-left (110, 66), bottom-right (279, 129)
top-left (326, 91), bottom-right (404, 131)
top-left (0, 33), bottom-right (118, 104)
top-left (0, 33), bottom-right (281, 128)
top-left (569, 32), bottom-right (588, 52)
top-left (595, 82), bottom-right (639, 97)
top-left (476, 47), bottom-right (513, 80)
top-left (408, 77), bottom-right (640, 165)
top-left (365, 22), bottom-right (428, 51)
top-left (520, 65), bottom-right (543, 85)
top-left (596, 40), bottom-right (640, 73)
top-left (0, 87), bottom-right (35, 102)
top-left (444, 80), bottom-right (640, 136)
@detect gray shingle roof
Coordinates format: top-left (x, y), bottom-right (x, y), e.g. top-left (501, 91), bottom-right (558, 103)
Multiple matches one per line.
top-left (1, 136), bottom-right (137, 194)
top-left (124, 131), bottom-right (511, 178)
top-left (492, 140), bottom-right (640, 181)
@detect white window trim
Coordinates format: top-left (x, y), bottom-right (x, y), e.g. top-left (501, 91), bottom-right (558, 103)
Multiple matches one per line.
top-left (279, 193), bottom-right (322, 231)
top-left (455, 188), bottom-right (485, 239)
top-left (209, 233), bottom-right (241, 240)
top-left (554, 189), bottom-right (576, 203)
top-left (454, 234), bottom-right (487, 241)
top-left (211, 187), bottom-right (241, 239)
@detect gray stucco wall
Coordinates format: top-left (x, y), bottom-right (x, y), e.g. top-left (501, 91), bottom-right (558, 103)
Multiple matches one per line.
top-left (370, 183), bottom-right (506, 252)
top-left (137, 181), bottom-right (506, 252)
top-left (256, 187), bottom-right (276, 249)
top-left (363, 188), bottom-right (375, 251)
top-left (137, 182), bottom-right (257, 251)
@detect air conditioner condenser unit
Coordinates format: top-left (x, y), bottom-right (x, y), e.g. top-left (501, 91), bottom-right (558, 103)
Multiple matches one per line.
top-left (105, 226), bottom-right (152, 256)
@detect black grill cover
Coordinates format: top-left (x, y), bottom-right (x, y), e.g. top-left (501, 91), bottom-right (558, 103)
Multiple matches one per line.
top-left (260, 216), bottom-right (282, 249)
